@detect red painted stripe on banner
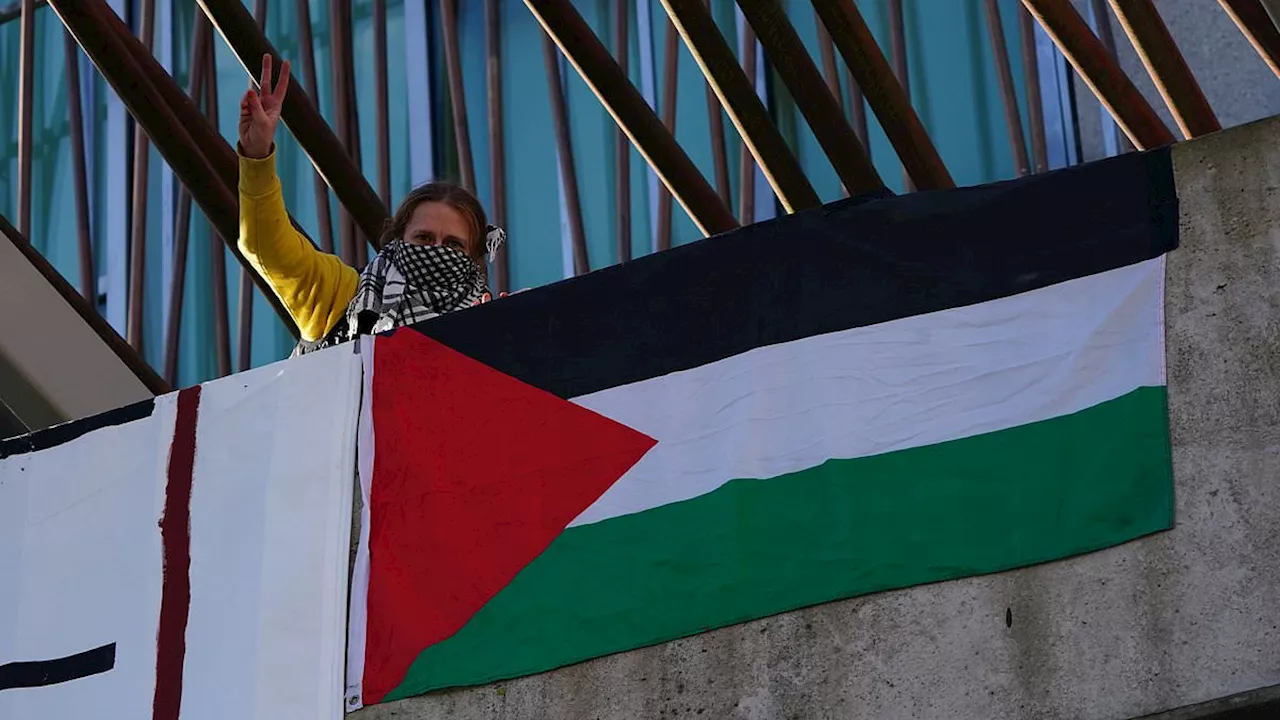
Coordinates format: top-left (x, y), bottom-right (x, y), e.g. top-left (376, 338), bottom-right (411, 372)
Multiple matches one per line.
top-left (152, 386), bottom-right (201, 720)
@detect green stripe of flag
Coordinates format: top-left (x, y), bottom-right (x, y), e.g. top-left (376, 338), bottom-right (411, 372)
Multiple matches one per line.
top-left (387, 385), bottom-right (1173, 699)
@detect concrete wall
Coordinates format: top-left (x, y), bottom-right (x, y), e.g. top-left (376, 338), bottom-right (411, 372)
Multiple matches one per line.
top-left (354, 116), bottom-right (1280, 720)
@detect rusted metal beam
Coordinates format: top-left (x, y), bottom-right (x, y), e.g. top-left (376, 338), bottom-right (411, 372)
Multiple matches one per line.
top-left (1, 212), bottom-right (171, 396)
top-left (164, 10), bottom-right (211, 386)
top-left (127, 0), bottom-right (157, 353)
top-left (612, 0), bottom-right (631, 264)
top-left (374, 0), bottom-right (391, 208)
top-left (1218, 0), bottom-right (1280, 78)
top-left (702, 1), bottom-right (731, 207)
top-left (293, 0), bottom-right (334, 253)
top-left (441, 0), bottom-right (475, 192)
top-left (47, 0), bottom-right (299, 335)
top-left (17, 0), bottom-right (35, 239)
top-left (524, 0), bottom-right (738, 238)
top-left (656, 17), bottom-right (678, 252)
top-left (543, 34), bottom-right (590, 274)
top-left (661, 0), bottom-right (819, 214)
top-left (738, 20), bottom-right (757, 225)
top-left (486, 0), bottom-right (510, 287)
top-left (64, 30), bottom-right (95, 302)
top-left (984, 0), bottom-right (1031, 176)
top-left (205, 26), bottom-right (232, 378)
top-left (736, 0), bottom-right (882, 195)
top-left (811, 0), bottom-right (953, 190)
top-left (1022, 0), bottom-right (1175, 149)
top-left (196, 0), bottom-right (389, 252)
top-left (1107, 0), bottom-right (1219, 138)
top-left (1019, 7), bottom-right (1049, 173)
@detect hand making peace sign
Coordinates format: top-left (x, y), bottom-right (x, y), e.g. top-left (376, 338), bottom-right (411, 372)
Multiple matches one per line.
top-left (238, 53), bottom-right (292, 160)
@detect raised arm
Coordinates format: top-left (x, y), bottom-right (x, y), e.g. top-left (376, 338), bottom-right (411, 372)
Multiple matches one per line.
top-left (238, 54), bottom-right (359, 343)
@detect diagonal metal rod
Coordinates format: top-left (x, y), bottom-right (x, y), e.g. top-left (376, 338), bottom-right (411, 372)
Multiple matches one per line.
top-left (1, 212), bottom-right (170, 396)
top-left (64, 29), bottom-right (95, 302)
top-left (984, 0), bottom-right (1031, 176)
top-left (47, 0), bottom-right (299, 335)
top-left (196, 0), bottom-right (389, 250)
top-left (524, 0), bottom-right (737, 238)
top-left (662, 0), bottom-right (819, 214)
top-left (1022, 0), bottom-right (1175, 149)
top-left (164, 10), bottom-right (211, 386)
top-left (1019, 7), bottom-right (1049, 172)
top-left (544, 34), bottom-right (591, 274)
top-left (1107, 0), bottom-right (1219, 138)
top-left (811, 0), bottom-right (953, 190)
top-left (735, 0), bottom-right (883, 195)
top-left (1218, 0), bottom-right (1280, 78)
top-left (486, 0), bottom-right (510, 287)
top-left (612, 0), bottom-right (631, 264)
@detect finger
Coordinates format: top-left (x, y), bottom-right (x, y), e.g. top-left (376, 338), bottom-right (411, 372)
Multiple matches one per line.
top-left (259, 53), bottom-right (272, 94)
top-left (245, 90), bottom-right (267, 122)
top-left (273, 60), bottom-right (291, 101)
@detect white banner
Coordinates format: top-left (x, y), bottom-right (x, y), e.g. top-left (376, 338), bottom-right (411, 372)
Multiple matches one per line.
top-left (0, 344), bottom-right (361, 720)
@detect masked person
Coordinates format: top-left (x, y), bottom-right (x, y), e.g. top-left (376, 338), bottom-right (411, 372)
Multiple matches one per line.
top-left (236, 54), bottom-right (507, 356)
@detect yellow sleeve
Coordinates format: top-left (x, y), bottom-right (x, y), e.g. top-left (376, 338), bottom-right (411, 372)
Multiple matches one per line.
top-left (238, 149), bottom-right (360, 342)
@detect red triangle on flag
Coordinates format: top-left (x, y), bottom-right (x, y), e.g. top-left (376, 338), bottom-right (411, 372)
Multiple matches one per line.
top-left (362, 329), bottom-right (656, 704)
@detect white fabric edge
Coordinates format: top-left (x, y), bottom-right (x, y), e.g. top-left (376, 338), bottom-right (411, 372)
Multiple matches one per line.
top-left (345, 337), bottom-right (376, 713)
top-left (1156, 254), bottom-right (1168, 387)
top-left (325, 346), bottom-right (362, 720)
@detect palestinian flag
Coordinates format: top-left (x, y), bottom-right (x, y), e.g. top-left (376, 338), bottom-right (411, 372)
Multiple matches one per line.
top-left (345, 148), bottom-right (1179, 708)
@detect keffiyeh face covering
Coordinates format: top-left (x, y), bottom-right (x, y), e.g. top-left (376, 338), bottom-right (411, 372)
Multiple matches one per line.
top-left (342, 239), bottom-right (488, 339)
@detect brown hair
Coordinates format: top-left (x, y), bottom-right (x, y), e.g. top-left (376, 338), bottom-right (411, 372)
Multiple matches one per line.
top-left (378, 181), bottom-right (488, 262)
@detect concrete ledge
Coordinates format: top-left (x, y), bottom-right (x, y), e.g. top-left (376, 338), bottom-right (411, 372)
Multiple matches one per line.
top-left (355, 115), bottom-right (1280, 720)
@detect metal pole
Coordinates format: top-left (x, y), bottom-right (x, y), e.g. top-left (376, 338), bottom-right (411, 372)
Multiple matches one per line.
top-left (523, 0), bottom-right (738, 238)
top-left (327, 0), bottom-right (355, 265)
top-left (810, 0), bottom-right (953, 190)
top-left (0, 0), bottom-right (45, 25)
top-left (205, 26), bottom-right (232, 377)
top-left (441, 0), bottom-right (475, 192)
top-left (662, 0), bottom-right (819, 214)
top-left (613, 0), bottom-right (631, 264)
top-left (374, 0), bottom-right (391, 208)
top-left (163, 10), bottom-right (211, 386)
top-left (1218, 0), bottom-right (1280, 79)
top-left (65, 30), bottom-right (96, 302)
top-left (738, 20), bottom-right (757, 225)
top-left (1019, 7), bottom-right (1049, 173)
top-left (735, 0), bottom-right (883, 195)
top-left (485, 0), bottom-right (509, 287)
top-left (127, 0), bottom-right (157, 353)
top-left (702, 0), bottom-right (731, 207)
top-left (1022, 0), bottom-right (1176, 149)
top-left (543, 34), bottom-right (590, 274)
top-left (293, 0), bottom-right (334, 252)
top-left (886, 0), bottom-right (912, 190)
top-left (656, 17), bottom-right (678, 252)
top-left (1088, 0), bottom-right (1133, 153)
top-left (1108, 0), bottom-right (1219, 138)
top-left (984, 0), bottom-right (1031, 176)
top-left (17, 0), bottom-right (35, 240)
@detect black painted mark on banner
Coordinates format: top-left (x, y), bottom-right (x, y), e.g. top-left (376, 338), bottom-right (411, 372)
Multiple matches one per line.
top-left (0, 643), bottom-right (116, 691)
